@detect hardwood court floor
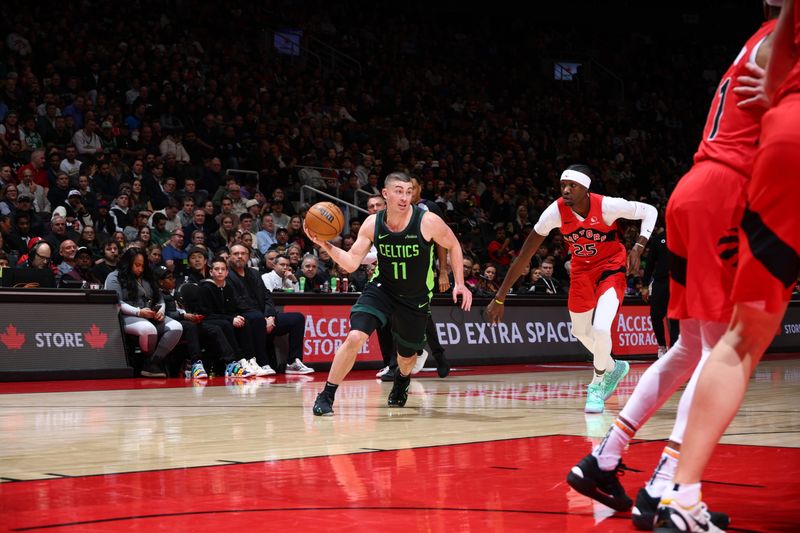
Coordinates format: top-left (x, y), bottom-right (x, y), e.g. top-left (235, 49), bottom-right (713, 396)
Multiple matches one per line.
top-left (1, 358), bottom-right (798, 532)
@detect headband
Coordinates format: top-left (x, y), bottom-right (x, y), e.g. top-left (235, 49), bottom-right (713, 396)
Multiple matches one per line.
top-left (560, 169), bottom-right (591, 189)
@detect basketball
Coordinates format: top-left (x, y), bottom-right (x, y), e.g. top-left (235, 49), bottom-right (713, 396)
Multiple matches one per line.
top-left (306, 202), bottom-right (344, 241)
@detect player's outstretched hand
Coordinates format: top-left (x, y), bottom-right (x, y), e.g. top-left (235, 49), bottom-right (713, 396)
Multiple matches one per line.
top-left (303, 221), bottom-right (324, 246)
top-left (452, 283), bottom-right (472, 311)
top-left (486, 297), bottom-right (504, 325)
top-left (734, 62), bottom-right (769, 109)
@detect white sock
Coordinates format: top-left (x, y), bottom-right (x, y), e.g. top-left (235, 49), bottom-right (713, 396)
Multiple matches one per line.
top-left (662, 482), bottom-right (702, 508)
top-left (645, 446), bottom-right (680, 498)
top-left (590, 369), bottom-right (605, 385)
top-left (592, 418), bottom-right (636, 470)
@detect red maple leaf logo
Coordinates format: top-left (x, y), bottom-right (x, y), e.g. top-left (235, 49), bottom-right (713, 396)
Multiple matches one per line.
top-left (0, 324), bottom-right (26, 350)
top-left (84, 324), bottom-right (108, 349)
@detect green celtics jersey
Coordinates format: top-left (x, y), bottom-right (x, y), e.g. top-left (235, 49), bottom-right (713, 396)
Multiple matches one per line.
top-left (372, 205), bottom-right (435, 302)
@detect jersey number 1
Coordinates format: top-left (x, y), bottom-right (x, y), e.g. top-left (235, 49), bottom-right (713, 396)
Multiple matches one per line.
top-left (391, 261), bottom-right (407, 280)
top-left (708, 77), bottom-right (730, 141)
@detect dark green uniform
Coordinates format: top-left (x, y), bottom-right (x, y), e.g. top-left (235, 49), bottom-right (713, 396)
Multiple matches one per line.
top-left (351, 205), bottom-right (435, 355)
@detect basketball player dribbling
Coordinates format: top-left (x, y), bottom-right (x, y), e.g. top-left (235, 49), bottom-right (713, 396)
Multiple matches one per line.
top-left (306, 172), bottom-right (472, 417)
top-left (657, 1), bottom-right (800, 530)
top-left (567, 3), bottom-right (782, 529)
top-left (486, 164), bottom-right (658, 414)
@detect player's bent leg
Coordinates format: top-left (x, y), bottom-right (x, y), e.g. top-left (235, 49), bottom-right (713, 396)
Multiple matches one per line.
top-left (569, 309), bottom-right (595, 352)
top-left (593, 287), bottom-right (628, 401)
top-left (312, 330), bottom-right (370, 417)
top-left (655, 302), bottom-right (788, 530)
top-left (328, 330), bottom-right (370, 384)
top-left (314, 312), bottom-right (381, 417)
top-left (570, 309), bottom-right (606, 413)
top-left (570, 322), bottom-right (703, 521)
top-left (671, 302), bottom-right (788, 484)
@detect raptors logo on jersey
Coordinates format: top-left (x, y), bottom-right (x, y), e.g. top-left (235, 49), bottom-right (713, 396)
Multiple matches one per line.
top-left (557, 194), bottom-right (626, 273)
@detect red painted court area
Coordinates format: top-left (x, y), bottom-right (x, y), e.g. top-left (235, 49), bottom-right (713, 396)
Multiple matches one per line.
top-left (2, 436), bottom-right (798, 532)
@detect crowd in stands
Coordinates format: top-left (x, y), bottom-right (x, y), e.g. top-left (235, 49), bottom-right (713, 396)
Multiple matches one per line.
top-left (1, 2), bottom-right (798, 374)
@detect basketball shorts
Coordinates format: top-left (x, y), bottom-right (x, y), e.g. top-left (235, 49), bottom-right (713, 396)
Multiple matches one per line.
top-left (568, 266), bottom-right (626, 313)
top-left (666, 160), bottom-right (747, 322)
top-left (730, 94), bottom-right (800, 313)
top-left (350, 282), bottom-right (430, 354)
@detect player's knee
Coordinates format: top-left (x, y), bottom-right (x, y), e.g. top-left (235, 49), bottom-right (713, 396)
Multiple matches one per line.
top-left (571, 323), bottom-right (591, 341)
top-left (344, 330), bottom-right (369, 348)
top-left (729, 303), bottom-right (785, 358)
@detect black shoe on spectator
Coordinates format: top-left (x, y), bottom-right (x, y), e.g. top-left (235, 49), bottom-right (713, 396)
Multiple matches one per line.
top-left (141, 357), bottom-right (167, 378)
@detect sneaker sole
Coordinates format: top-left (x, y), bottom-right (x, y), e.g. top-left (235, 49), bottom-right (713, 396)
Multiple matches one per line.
top-left (286, 369), bottom-right (314, 374)
top-left (313, 409), bottom-right (334, 416)
top-left (584, 404), bottom-right (604, 414)
top-left (603, 361), bottom-right (630, 400)
top-left (566, 468), bottom-right (632, 511)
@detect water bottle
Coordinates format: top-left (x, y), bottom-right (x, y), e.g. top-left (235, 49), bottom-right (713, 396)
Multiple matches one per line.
top-left (322, 281), bottom-right (329, 293)
top-left (299, 277), bottom-right (306, 292)
top-left (330, 277), bottom-right (338, 293)
top-left (341, 277), bottom-right (349, 293)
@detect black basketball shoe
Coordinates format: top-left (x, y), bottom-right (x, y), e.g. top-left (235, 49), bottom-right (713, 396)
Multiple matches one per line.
top-left (312, 391), bottom-right (334, 416)
top-left (387, 375), bottom-right (410, 407)
top-left (567, 454), bottom-right (633, 511)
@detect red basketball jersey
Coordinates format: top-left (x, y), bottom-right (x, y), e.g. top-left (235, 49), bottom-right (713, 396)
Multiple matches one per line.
top-left (775, 0), bottom-right (800, 104)
top-left (557, 194), bottom-right (626, 275)
top-left (693, 19), bottom-right (778, 177)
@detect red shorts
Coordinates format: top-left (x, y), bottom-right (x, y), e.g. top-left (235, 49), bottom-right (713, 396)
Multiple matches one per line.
top-left (666, 160), bottom-right (747, 322)
top-left (568, 267), bottom-right (626, 313)
top-left (730, 95), bottom-right (800, 313)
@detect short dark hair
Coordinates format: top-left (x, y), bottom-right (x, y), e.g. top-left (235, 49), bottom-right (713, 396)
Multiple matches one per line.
top-left (566, 163), bottom-right (593, 180)
top-left (385, 172), bottom-right (411, 185)
top-left (210, 256), bottom-right (228, 268)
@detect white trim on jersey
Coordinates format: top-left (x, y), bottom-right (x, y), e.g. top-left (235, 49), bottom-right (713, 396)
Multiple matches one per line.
top-left (533, 196), bottom-right (658, 240)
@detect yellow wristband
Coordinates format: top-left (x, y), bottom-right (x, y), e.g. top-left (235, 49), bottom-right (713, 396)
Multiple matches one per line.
top-left (494, 299), bottom-right (505, 305)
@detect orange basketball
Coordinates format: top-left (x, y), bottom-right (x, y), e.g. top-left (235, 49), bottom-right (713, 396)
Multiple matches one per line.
top-left (306, 202), bottom-right (344, 241)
